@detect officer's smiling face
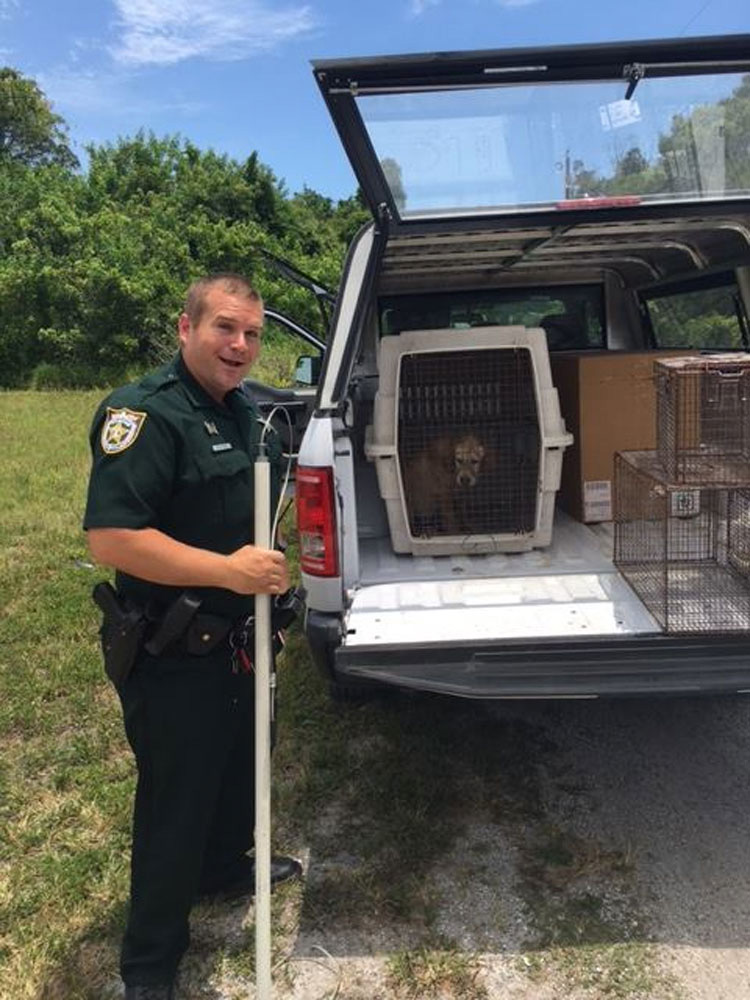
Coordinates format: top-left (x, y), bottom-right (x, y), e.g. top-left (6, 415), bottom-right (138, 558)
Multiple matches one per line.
top-left (178, 285), bottom-right (264, 403)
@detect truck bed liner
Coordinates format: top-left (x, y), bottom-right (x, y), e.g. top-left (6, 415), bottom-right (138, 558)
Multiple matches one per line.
top-left (359, 510), bottom-right (614, 584)
top-left (349, 511), bottom-right (658, 645)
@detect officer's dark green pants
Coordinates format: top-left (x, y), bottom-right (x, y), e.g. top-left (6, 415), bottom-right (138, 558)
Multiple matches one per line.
top-left (118, 647), bottom-right (254, 986)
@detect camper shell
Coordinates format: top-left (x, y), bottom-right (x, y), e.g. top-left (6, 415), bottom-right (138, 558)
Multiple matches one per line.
top-left (287, 34), bottom-right (750, 698)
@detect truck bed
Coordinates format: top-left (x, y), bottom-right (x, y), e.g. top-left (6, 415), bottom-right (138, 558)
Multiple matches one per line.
top-left (348, 511), bottom-right (660, 647)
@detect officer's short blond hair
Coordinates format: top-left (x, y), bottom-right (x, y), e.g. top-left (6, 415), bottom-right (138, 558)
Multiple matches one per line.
top-left (185, 274), bottom-right (262, 325)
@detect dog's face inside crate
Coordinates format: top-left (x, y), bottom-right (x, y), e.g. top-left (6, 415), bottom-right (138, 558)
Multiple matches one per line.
top-left (397, 347), bottom-right (541, 538)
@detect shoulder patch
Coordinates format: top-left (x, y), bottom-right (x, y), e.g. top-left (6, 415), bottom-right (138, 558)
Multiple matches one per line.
top-left (100, 407), bottom-right (148, 455)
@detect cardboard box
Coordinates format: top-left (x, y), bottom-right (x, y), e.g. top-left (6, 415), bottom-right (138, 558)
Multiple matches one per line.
top-left (550, 351), bottom-right (695, 522)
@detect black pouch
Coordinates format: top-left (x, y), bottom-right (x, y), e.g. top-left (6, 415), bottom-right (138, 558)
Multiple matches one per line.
top-left (93, 582), bottom-right (147, 687)
top-left (183, 613), bottom-right (233, 656)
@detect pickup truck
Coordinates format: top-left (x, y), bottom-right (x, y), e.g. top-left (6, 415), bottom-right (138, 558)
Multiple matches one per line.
top-left (265, 34), bottom-right (750, 699)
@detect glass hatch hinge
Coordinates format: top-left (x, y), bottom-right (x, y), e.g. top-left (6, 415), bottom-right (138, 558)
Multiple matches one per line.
top-left (623, 63), bottom-right (645, 100)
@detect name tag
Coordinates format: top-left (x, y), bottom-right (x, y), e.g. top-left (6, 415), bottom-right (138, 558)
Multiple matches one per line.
top-left (211, 442), bottom-right (233, 453)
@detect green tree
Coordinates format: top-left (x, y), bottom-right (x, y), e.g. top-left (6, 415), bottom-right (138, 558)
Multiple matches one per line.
top-left (331, 190), bottom-right (369, 245)
top-left (569, 73), bottom-right (750, 200)
top-left (380, 157), bottom-right (406, 213)
top-left (618, 147), bottom-right (649, 177)
top-left (0, 74), bottom-right (365, 388)
top-left (0, 68), bottom-right (78, 169)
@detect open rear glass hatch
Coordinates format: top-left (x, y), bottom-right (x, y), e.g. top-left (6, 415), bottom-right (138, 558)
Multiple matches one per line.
top-left (313, 36), bottom-right (750, 289)
top-left (314, 35), bottom-right (750, 226)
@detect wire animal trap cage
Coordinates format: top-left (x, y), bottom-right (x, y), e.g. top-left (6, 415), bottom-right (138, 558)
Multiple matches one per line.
top-left (655, 354), bottom-right (750, 485)
top-left (365, 326), bottom-right (573, 555)
top-left (614, 450), bottom-right (750, 633)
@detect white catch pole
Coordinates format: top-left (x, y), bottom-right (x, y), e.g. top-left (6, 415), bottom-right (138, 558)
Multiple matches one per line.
top-left (253, 449), bottom-right (273, 1000)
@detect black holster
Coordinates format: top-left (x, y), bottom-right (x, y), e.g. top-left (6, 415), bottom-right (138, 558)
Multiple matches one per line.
top-left (92, 581), bottom-right (147, 688)
top-left (272, 586), bottom-right (305, 632)
top-left (270, 586), bottom-right (305, 655)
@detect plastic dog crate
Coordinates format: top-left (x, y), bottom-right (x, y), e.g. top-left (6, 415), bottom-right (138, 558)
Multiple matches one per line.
top-left (364, 326), bottom-right (573, 555)
top-left (614, 450), bottom-right (750, 633)
top-left (655, 354), bottom-right (750, 485)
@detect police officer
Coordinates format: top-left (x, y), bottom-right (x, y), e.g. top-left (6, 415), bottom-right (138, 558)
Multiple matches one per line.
top-left (84, 274), bottom-right (301, 1000)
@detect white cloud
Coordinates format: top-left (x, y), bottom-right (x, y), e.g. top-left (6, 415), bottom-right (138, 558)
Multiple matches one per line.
top-left (111, 0), bottom-right (317, 67)
top-left (0, 0), bottom-right (18, 20)
top-left (409, 0), bottom-right (441, 14)
top-left (37, 66), bottom-right (207, 117)
top-left (408, 0), bottom-right (540, 15)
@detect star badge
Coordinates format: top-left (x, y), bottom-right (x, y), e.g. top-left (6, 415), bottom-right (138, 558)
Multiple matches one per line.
top-left (100, 407), bottom-right (148, 455)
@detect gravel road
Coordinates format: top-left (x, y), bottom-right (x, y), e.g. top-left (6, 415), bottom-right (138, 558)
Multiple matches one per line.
top-left (518, 694), bottom-right (750, 1000)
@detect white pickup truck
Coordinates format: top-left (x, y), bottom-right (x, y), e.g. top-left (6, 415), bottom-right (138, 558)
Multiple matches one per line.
top-left (261, 34), bottom-right (750, 699)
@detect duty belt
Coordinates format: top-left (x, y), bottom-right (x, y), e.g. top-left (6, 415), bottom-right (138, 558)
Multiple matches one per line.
top-left (141, 585), bottom-right (302, 662)
top-left (165, 610), bottom-right (256, 673)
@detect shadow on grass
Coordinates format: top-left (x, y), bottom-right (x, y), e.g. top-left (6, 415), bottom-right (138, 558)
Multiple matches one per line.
top-left (271, 638), bottom-right (681, 1000)
top-left (274, 636), bottom-right (556, 946)
top-left (35, 901), bottom-right (128, 1000)
top-left (32, 634), bottom-right (679, 1000)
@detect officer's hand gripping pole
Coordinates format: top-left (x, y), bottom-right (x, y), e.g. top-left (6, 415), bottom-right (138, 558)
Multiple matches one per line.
top-left (254, 443), bottom-right (274, 1000)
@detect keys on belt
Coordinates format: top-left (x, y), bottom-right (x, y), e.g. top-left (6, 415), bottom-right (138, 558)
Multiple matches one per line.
top-left (230, 615), bottom-right (254, 674)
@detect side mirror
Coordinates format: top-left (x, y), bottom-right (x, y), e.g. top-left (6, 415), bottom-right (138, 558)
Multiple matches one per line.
top-left (295, 354), bottom-right (322, 386)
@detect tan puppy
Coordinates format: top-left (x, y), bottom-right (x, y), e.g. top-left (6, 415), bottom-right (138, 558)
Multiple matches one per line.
top-left (454, 434), bottom-right (486, 487)
top-left (403, 433), bottom-right (486, 535)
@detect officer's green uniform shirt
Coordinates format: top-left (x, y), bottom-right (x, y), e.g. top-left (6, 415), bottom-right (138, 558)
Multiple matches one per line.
top-left (84, 354), bottom-right (282, 620)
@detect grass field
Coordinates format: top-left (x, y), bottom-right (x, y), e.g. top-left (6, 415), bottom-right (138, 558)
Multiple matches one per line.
top-left (0, 390), bottom-right (130, 999)
top-left (0, 390), bottom-right (679, 1000)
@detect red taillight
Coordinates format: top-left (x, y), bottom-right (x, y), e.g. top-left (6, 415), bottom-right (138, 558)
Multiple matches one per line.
top-left (296, 466), bottom-right (339, 577)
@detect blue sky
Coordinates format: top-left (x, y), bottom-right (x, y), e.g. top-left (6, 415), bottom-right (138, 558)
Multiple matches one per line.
top-left (1, 0), bottom-right (747, 201)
